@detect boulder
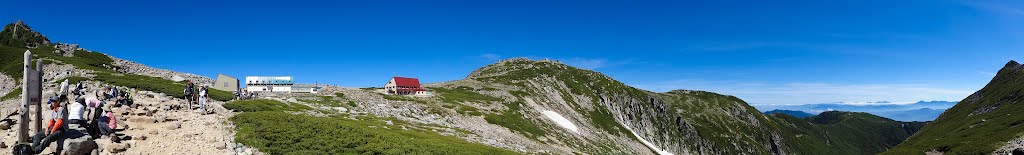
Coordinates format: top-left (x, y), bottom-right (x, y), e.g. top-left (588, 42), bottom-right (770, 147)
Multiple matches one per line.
top-left (170, 75), bottom-right (186, 82)
top-left (128, 116), bottom-right (156, 123)
top-left (62, 134), bottom-right (98, 155)
top-left (0, 142), bottom-right (6, 148)
top-left (107, 143), bottom-right (129, 153)
top-left (155, 115), bottom-right (167, 122)
top-left (165, 122), bottom-right (181, 130)
top-left (215, 142), bottom-right (227, 150)
top-left (136, 135), bottom-right (147, 141)
top-left (0, 121), bottom-right (10, 130)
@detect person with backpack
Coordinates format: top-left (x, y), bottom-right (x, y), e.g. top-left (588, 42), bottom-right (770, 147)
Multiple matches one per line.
top-left (184, 81), bottom-right (195, 110)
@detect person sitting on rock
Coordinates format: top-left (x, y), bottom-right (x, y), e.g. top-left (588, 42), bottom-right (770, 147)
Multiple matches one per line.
top-left (67, 98), bottom-right (87, 127)
top-left (72, 82), bottom-right (85, 96)
top-left (30, 97), bottom-right (68, 154)
top-left (97, 109), bottom-right (117, 138)
top-left (119, 90), bottom-right (133, 107)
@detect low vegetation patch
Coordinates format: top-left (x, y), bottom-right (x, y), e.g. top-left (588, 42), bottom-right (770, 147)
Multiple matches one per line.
top-left (430, 86), bottom-right (502, 104)
top-left (226, 99), bottom-right (516, 154)
top-left (484, 102), bottom-right (546, 139)
top-left (223, 99), bottom-right (313, 112)
top-left (456, 105), bottom-right (483, 116)
top-left (1, 87), bottom-right (21, 101)
top-left (588, 108), bottom-right (628, 136)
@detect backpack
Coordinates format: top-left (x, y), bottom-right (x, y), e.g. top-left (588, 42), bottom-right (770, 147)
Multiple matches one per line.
top-left (12, 144), bottom-right (33, 155)
top-left (184, 85), bottom-right (194, 96)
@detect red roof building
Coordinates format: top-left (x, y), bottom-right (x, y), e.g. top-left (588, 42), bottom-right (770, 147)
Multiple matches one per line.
top-left (385, 76), bottom-right (427, 95)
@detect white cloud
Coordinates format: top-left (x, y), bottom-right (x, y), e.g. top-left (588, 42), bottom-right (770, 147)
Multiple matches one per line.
top-left (629, 79), bottom-right (975, 105)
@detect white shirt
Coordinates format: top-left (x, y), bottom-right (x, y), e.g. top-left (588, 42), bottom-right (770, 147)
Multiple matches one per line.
top-left (67, 102), bottom-right (85, 120)
top-left (59, 79), bottom-right (69, 96)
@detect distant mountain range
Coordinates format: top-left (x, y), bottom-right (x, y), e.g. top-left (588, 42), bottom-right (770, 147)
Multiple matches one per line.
top-left (763, 109), bottom-right (814, 118)
top-left (753, 101), bottom-right (955, 122)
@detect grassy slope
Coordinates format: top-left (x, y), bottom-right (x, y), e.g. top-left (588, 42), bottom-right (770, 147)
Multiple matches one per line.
top-left (883, 61), bottom-right (1024, 155)
top-left (224, 99), bottom-right (519, 155)
top-left (464, 59), bottom-right (924, 154)
top-left (0, 42), bottom-right (233, 101)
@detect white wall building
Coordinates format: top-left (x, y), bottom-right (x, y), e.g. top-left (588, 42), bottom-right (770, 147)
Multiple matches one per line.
top-left (245, 76), bottom-right (293, 93)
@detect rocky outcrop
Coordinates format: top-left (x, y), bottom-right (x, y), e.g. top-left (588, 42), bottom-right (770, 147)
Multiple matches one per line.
top-left (110, 57), bottom-right (213, 85)
top-left (51, 43), bottom-right (83, 57)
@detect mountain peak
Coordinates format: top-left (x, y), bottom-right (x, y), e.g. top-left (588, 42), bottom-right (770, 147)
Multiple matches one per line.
top-left (466, 57), bottom-right (576, 80)
top-left (0, 20), bottom-right (51, 48)
top-left (1003, 60), bottom-right (1021, 70)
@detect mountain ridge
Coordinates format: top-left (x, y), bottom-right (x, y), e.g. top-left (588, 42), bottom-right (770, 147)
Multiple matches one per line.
top-left (0, 21), bottom-right (938, 155)
top-left (883, 60), bottom-right (1024, 154)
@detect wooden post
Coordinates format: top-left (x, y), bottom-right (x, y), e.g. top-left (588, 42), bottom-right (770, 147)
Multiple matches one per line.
top-left (34, 58), bottom-right (43, 133)
top-left (18, 50), bottom-right (30, 143)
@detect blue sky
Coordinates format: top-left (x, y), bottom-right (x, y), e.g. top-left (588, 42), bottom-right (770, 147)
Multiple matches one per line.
top-left (3, 0), bottom-right (1024, 105)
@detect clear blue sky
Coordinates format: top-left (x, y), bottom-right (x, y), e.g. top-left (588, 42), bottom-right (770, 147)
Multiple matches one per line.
top-left (3, 0), bottom-right (1023, 105)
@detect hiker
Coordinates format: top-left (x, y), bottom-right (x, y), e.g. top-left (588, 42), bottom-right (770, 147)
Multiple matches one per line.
top-left (102, 87), bottom-right (112, 100)
top-left (111, 87), bottom-right (120, 102)
top-left (118, 90), bottom-right (133, 107)
top-left (199, 86), bottom-right (208, 114)
top-left (96, 103), bottom-right (117, 138)
top-left (58, 79), bottom-right (69, 103)
top-left (184, 81), bottom-right (195, 109)
top-left (72, 82), bottom-right (85, 96)
top-left (67, 98), bottom-right (87, 127)
top-left (30, 97), bottom-right (67, 154)
top-left (84, 97), bottom-right (105, 137)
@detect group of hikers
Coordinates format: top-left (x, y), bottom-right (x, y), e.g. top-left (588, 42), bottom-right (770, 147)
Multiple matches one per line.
top-left (183, 81), bottom-right (212, 114)
top-left (17, 79), bottom-right (230, 154)
top-left (234, 89), bottom-right (258, 100)
top-left (19, 79), bottom-right (123, 154)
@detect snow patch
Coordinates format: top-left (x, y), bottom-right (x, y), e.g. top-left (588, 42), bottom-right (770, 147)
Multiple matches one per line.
top-left (619, 121), bottom-right (674, 155)
top-left (541, 110), bottom-right (579, 133)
